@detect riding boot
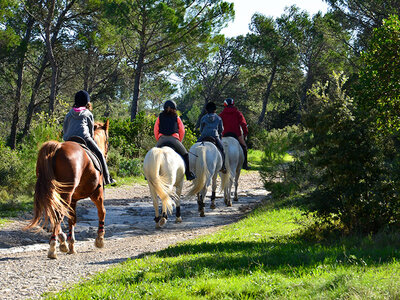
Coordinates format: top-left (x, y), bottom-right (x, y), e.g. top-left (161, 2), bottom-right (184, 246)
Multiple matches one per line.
top-left (220, 151), bottom-right (227, 173)
top-left (240, 144), bottom-right (249, 170)
top-left (183, 153), bottom-right (196, 180)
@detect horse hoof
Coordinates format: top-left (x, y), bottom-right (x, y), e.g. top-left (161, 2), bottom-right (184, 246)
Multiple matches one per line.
top-left (59, 243), bottom-right (68, 253)
top-left (234, 197), bottom-right (238, 202)
top-left (67, 250), bottom-right (77, 255)
top-left (200, 210), bottom-right (205, 217)
top-left (227, 201), bottom-right (232, 207)
top-left (175, 217), bottom-right (182, 223)
top-left (48, 251), bottom-right (57, 259)
top-left (210, 203), bottom-right (216, 209)
top-left (95, 237), bottom-right (104, 248)
top-left (159, 217), bottom-right (167, 227)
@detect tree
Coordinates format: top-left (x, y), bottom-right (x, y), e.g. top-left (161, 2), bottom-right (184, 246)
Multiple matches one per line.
top-left (357, 15), bottom-right (400, 133)
top-left (178, 38), bottom-right (241, 128)
top-left (104, 0), bottom-right (234, 121)
top-left (325, 0), bottom-right (400, 51)
top-left (241, 12), bottom-right (297, 125)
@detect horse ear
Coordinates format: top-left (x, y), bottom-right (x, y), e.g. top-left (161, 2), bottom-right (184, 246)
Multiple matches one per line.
top-left (104, 119), bottom-right (109, 131)
top-left (94, 124), bottom-right (99, 131)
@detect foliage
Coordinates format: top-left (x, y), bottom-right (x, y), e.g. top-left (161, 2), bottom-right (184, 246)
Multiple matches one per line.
top-left (259, 125), bottom-right (302, 198)
top-left (0, 113), bottom-right (61, 204)
top-left (109, 112), bottom-right (156, 158)
top-left (299, 72), bottom-right (400, 233)
top-left (357, 15), bottom-right (400, 134)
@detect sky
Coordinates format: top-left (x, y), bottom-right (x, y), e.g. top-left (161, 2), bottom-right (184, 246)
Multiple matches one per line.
top-left (221, 0), bottom-right (329, 37)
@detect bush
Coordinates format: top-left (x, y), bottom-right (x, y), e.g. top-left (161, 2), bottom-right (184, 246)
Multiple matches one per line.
top-left (299, 72), bottom-right (400, 233)
top-left (109, 112), bottom-right (156, 158)
top-left (259, 125), bottom-right (302, 197)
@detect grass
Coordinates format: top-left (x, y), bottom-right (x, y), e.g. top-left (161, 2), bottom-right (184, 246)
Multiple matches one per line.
top-left (44, 197), bottom-right (400, 299)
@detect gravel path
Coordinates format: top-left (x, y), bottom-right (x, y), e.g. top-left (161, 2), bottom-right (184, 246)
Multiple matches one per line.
top-left (0, 171), bottom-right (267, 299)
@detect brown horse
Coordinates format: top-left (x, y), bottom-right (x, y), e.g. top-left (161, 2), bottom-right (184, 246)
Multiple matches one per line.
top-left (26, 120), bottom-right (110, 259)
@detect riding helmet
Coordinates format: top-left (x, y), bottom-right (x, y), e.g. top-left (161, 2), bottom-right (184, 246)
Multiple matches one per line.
top-left (224, 98), bottom-right (234, 106)
top-left (74, 90), bottom-right (90, 107)
top-left (164, 100), bottom-right (177, 110)
top-left (205, 101), bottom-right (217, 113)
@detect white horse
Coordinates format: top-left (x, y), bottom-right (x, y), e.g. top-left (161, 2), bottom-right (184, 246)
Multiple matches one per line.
top-left (143, 146), bottom-right (184, 228)
top-left (221, 136), bottom-right (244, 206)
top-left (188, 141), bottom-right (229, 217)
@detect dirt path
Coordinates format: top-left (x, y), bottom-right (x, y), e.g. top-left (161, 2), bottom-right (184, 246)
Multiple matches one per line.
top-left (0, 172), bottom-right (268, 300)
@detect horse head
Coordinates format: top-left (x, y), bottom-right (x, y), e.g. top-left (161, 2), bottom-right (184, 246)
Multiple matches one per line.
top-left (94, 119), bottom-right (110, 158)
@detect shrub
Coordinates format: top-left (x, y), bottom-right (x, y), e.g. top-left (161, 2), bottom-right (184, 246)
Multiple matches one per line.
top-left (109, 112), bottom-right (156, 158)
top-left (259, 125), bottom-right (302, 198)
top-left (300, 72), bottom-right (400, 233)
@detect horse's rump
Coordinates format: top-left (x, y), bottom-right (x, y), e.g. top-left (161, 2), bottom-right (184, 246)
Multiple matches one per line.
top-left (143, 147), bottom-right (177, 214)
top-left (27, 141), bottom-right (72, 229)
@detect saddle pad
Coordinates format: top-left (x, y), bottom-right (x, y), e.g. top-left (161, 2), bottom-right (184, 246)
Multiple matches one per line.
top-left (66, 137), bottom-right (102, 174)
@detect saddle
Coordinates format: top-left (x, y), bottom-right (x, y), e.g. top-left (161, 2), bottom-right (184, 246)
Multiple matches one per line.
top-left (66, 136), bottom-right (102, 174)
top-left (222, 132), bottom-right (239, 140)
top-left (200, 136), bottom-right (217, 145)
top-left (157, 141), bottom-right (180, 155)
top-left (200, 136), bottom-right (224, 157)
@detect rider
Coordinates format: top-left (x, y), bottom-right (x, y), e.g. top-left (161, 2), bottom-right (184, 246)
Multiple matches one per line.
top-left (197, 101), bottom-right (226, 173)
top-left (219, 98), bottom-right (249, 170)
top-left (63, 90), bottom-right (116, 185)
top-left (154, 100), bottom-right (196, 181)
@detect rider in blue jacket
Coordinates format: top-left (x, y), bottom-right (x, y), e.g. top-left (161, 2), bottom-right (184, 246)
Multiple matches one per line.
top-left (198, 102), bottom-right (226, 173)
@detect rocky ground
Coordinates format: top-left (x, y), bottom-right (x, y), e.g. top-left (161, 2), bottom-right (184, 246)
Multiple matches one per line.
top-left (0, 171), bottom-right (268, 300)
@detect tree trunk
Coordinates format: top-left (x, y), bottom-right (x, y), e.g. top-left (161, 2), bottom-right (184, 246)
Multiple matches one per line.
top-left (257, 64), bottom-right (277, 125)
top-left (22, 60), bottom-right (48, 138)
top-left (45, 0), bottom-right (58, 115)
top-left (131, 49), bottom-right (145, 121)
top-left (9, 17), bottom-right (35, 149)
top-left (297, 69), bottom-right (313, 124)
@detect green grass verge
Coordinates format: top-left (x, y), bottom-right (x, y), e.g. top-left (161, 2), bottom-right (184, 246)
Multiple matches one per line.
top-left (44, 198), bottom-right (400, 299)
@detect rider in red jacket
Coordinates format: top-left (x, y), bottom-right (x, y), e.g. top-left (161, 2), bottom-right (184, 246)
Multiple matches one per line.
top-left (219, 98), bottom-right (249, 169)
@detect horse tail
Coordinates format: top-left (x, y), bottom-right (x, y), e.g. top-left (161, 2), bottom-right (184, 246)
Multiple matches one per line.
top-left (26, 141), bottom-right (71, 230)
top-left (187, 145), bottom-right (209, 196)
top-left (220, 139), bottom-right (232, 191)
top-left (143, 148), bottom-right (175, 215)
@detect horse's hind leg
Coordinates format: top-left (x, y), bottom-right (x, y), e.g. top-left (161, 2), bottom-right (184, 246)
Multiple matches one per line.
top-left (175, 181), bottom-right (183, 223)
top-left (67, 201), bottom-right (77, 254)
top-left (150, 188), bottom-right (162, 228)
top-left (48, 221), bottom-right (62, 259)
top-left (233, 170), bottom-right (241, 202)
top-left (210, 174), bottom-right (218, 209)
top-left (91, 188), bottom-right (106, 248)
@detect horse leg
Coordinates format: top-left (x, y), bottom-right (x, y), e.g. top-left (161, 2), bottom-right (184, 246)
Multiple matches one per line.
top-left (210, 174), bottom-right (218, 209)
top-left (91, 188), bottom-right (106, 248)
top-left (150, 188), bottom-right (163, 228)
top-left (225, 179), bottom-right (232, 207)
top-left (198, 193), bottom-right (205, 217)
top-left (66, 201), bottom-right (77, 254)
top-left (48, 221), bottom-right (62, 259)
top-left (233, 170), bottom-right (241, 202)
top-left (175, 181), bottom-right (183, 223)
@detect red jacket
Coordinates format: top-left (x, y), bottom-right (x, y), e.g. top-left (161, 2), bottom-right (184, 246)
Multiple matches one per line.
top-left (219, 106), bottom-right (248, 137)
top-left (154, 115), bottom-right (185, 142)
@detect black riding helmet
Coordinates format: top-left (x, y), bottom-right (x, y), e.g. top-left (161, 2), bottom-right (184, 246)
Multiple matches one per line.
top-left (205, 101), bottom-right (217, 113)
top-left (164, 100), bottom-right (177, 110)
